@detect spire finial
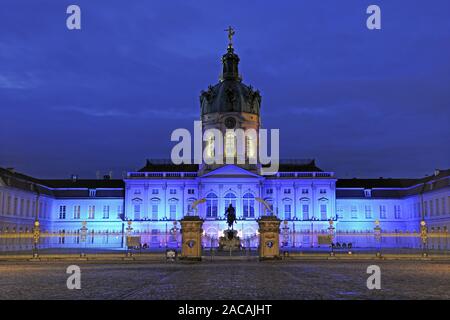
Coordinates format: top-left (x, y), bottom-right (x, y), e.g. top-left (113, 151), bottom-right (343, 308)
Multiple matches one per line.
top-left (224, 26), bottom-right (235, 48)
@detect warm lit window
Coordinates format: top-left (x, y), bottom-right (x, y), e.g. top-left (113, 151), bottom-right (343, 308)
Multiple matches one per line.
top-left (206, 136), bottom-right (215, 158)
top-left (246, 135), bottom-right (255, 159)
top-left (225, 131), bottom-right (236, 158)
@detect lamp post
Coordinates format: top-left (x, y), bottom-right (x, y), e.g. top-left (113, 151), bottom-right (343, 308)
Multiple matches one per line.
top-left (282, 220), bottom-right (289, 248)
top-left (170, 220), bottom-right (179, 248)
top-left (328, 219), bottom-right (335, 256)
top-left (125, 220), bottom-right (133, 257)
top-left (80, 221), bottom-right (88, 258)
top-left (420, 220), bottom-right (428, 257)
top-left (374, 220), bottom-right (382, 258)
top-left (32, 219), bottom-right (40, 259)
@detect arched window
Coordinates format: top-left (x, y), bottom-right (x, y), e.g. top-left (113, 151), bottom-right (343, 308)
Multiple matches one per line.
top-left (282, 198), bottom-right (292, 220)
top-left (225, 131), bottom-right (236, 158)
top-left (206, 193), bottom-right (218, 218)
top-left (300, 197), bottom-right (310, 220)
top-left (132, 198), bottom-right (142, 220)
top-left (206, 136), bottom-right (215, 159)
top-left (243, 193), bottom-right (255, 218)
top-left (246, 135), bottom-right (256, 159)
top-left (224, 192), bottom-right (237, 210)
top-left (150, 198), bottom-right (160, 220)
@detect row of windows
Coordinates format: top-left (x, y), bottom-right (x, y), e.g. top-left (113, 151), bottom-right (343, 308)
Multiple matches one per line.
top-left (59, 205), bottom-right (123, 220)
top-left (423, 197), bottom-right (450, 217)
top-left (0, 192), bottom-right (49, 219)
top-left (266, 188), bottom-right (327, 195)
top-left (147, 188), bottom-right (196, 195)
top-left (336, 205), bottom-right (402, 220)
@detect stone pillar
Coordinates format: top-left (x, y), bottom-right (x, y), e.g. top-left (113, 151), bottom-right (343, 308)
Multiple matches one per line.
top-left (180, 216), bottom-right (204, 260)
top-left (257, 216), bottom-right (281, 260)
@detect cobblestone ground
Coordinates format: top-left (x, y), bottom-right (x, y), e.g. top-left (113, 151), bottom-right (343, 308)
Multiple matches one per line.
top-left (0, 260), bottom-right (448, 300)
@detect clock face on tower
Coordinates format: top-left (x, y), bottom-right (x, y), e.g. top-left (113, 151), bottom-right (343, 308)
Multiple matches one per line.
top-left (224, 117), bottom-right (236, 129)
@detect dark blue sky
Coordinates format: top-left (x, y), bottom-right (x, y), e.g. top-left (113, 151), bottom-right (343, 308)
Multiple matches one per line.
top-left (1, 0), bottom-right (449, 179)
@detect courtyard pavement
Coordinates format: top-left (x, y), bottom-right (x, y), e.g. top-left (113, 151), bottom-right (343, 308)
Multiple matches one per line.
top-left (0, 259), bottom-right (448, 300)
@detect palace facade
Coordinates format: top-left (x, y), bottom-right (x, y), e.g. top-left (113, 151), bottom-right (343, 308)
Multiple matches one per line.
top-left (0, 41), bottom-right (449, 249)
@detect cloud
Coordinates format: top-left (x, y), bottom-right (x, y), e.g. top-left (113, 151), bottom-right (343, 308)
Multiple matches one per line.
top-left (53, 105), bottom-right (197, 119)
top-left (0, 73), bottom-right (38, 89)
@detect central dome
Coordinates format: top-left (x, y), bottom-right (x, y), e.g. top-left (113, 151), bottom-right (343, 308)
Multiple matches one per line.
top-left (200, 46), bottom-right (261, 116)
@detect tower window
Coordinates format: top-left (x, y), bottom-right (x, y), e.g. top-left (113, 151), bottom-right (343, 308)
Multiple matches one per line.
top-left (225, 131), bottom-right (236, 157)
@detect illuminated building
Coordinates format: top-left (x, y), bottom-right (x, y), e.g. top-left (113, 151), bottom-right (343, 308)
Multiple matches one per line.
top-left (0, 41), bottom-right (449, 250)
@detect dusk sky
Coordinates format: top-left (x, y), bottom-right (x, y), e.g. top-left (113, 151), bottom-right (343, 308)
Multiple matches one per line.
top-left (1, 0), bottom-right (449, 179)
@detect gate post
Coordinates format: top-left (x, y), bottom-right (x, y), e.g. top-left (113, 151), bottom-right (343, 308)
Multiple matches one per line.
top-left (180, 216), bottom-right (204, 261)
top-left (257, 216), bottom-right (281, 260)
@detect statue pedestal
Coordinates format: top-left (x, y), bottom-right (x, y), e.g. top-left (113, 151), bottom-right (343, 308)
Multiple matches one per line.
top-left (219, 229), bottom-right (241, 251)
top-left (180, 216), bottom-right (204, 261)
top-left (257, 216), bottom-right (281, 260)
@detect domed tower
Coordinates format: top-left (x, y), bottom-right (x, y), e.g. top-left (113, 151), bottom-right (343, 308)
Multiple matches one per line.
top-left (199, 28), bottom-right (262, 173)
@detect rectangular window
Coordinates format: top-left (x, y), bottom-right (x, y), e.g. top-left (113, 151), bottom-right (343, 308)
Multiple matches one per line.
top-left (337, 207), bottom-right (344, 219)
top-left (19, 199), bottom-right (24, 216)
top-left (394, 205), bottom-right (401, 219)
top-left (103, 205), bottom-right (110, 219)
top-left (169, 204), bottom-right (176, 220)
top-left (73, 206), bottom-right (81, 219)
top-left (170, 189), bottom-right (176, 195)
top-left (117, 205), bottom-right (123, 219)
top-left (320, 204), bottom-right (327, 220)
top-left (152, 205), bottom-right (158, 220)
top-left (59, 205), bottom-right (66, 219)
top-left (365, 205), bottom-right (372, 219)
top-left (187, 189), bottom-right (195, 195)
top-left (266, 188), bottom-right (273, 194)
top-left (364, 189), bottom-right (372, 198)
top-left (302, 189), bottom-right (309, 194)
top-left (89, 189), bottom-right (96, 197)
top-left (429, 201), bottom-right (433, 216)
top-left (152, 189), bottom-right (159, 195)
top-left (302, 205), bottom-right (309, 220)
top-left (26, 200), bottom-right (30, 217)
top-left (351, 206), bottom-right (358, 219)
top-left (284, 204), bottom-right (291, 220)
top-left (6, 196), bottom-right (11, 215)
top-left (284, 189), bottom-right (291, 194)
top-left (13, 197), bottom-right (18, 216)
top-left (379, 205), bottom-right (386, 219)
top-left (134, 205), bottom-right (140, 220)
top-left (320, 189), bottom-right (326, 194)
top-left (88, 206), bottom-right (95, 219)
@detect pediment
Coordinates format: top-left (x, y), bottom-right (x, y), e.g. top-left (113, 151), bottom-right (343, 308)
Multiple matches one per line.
top-left (200, 165), bottom-right (261, 179)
